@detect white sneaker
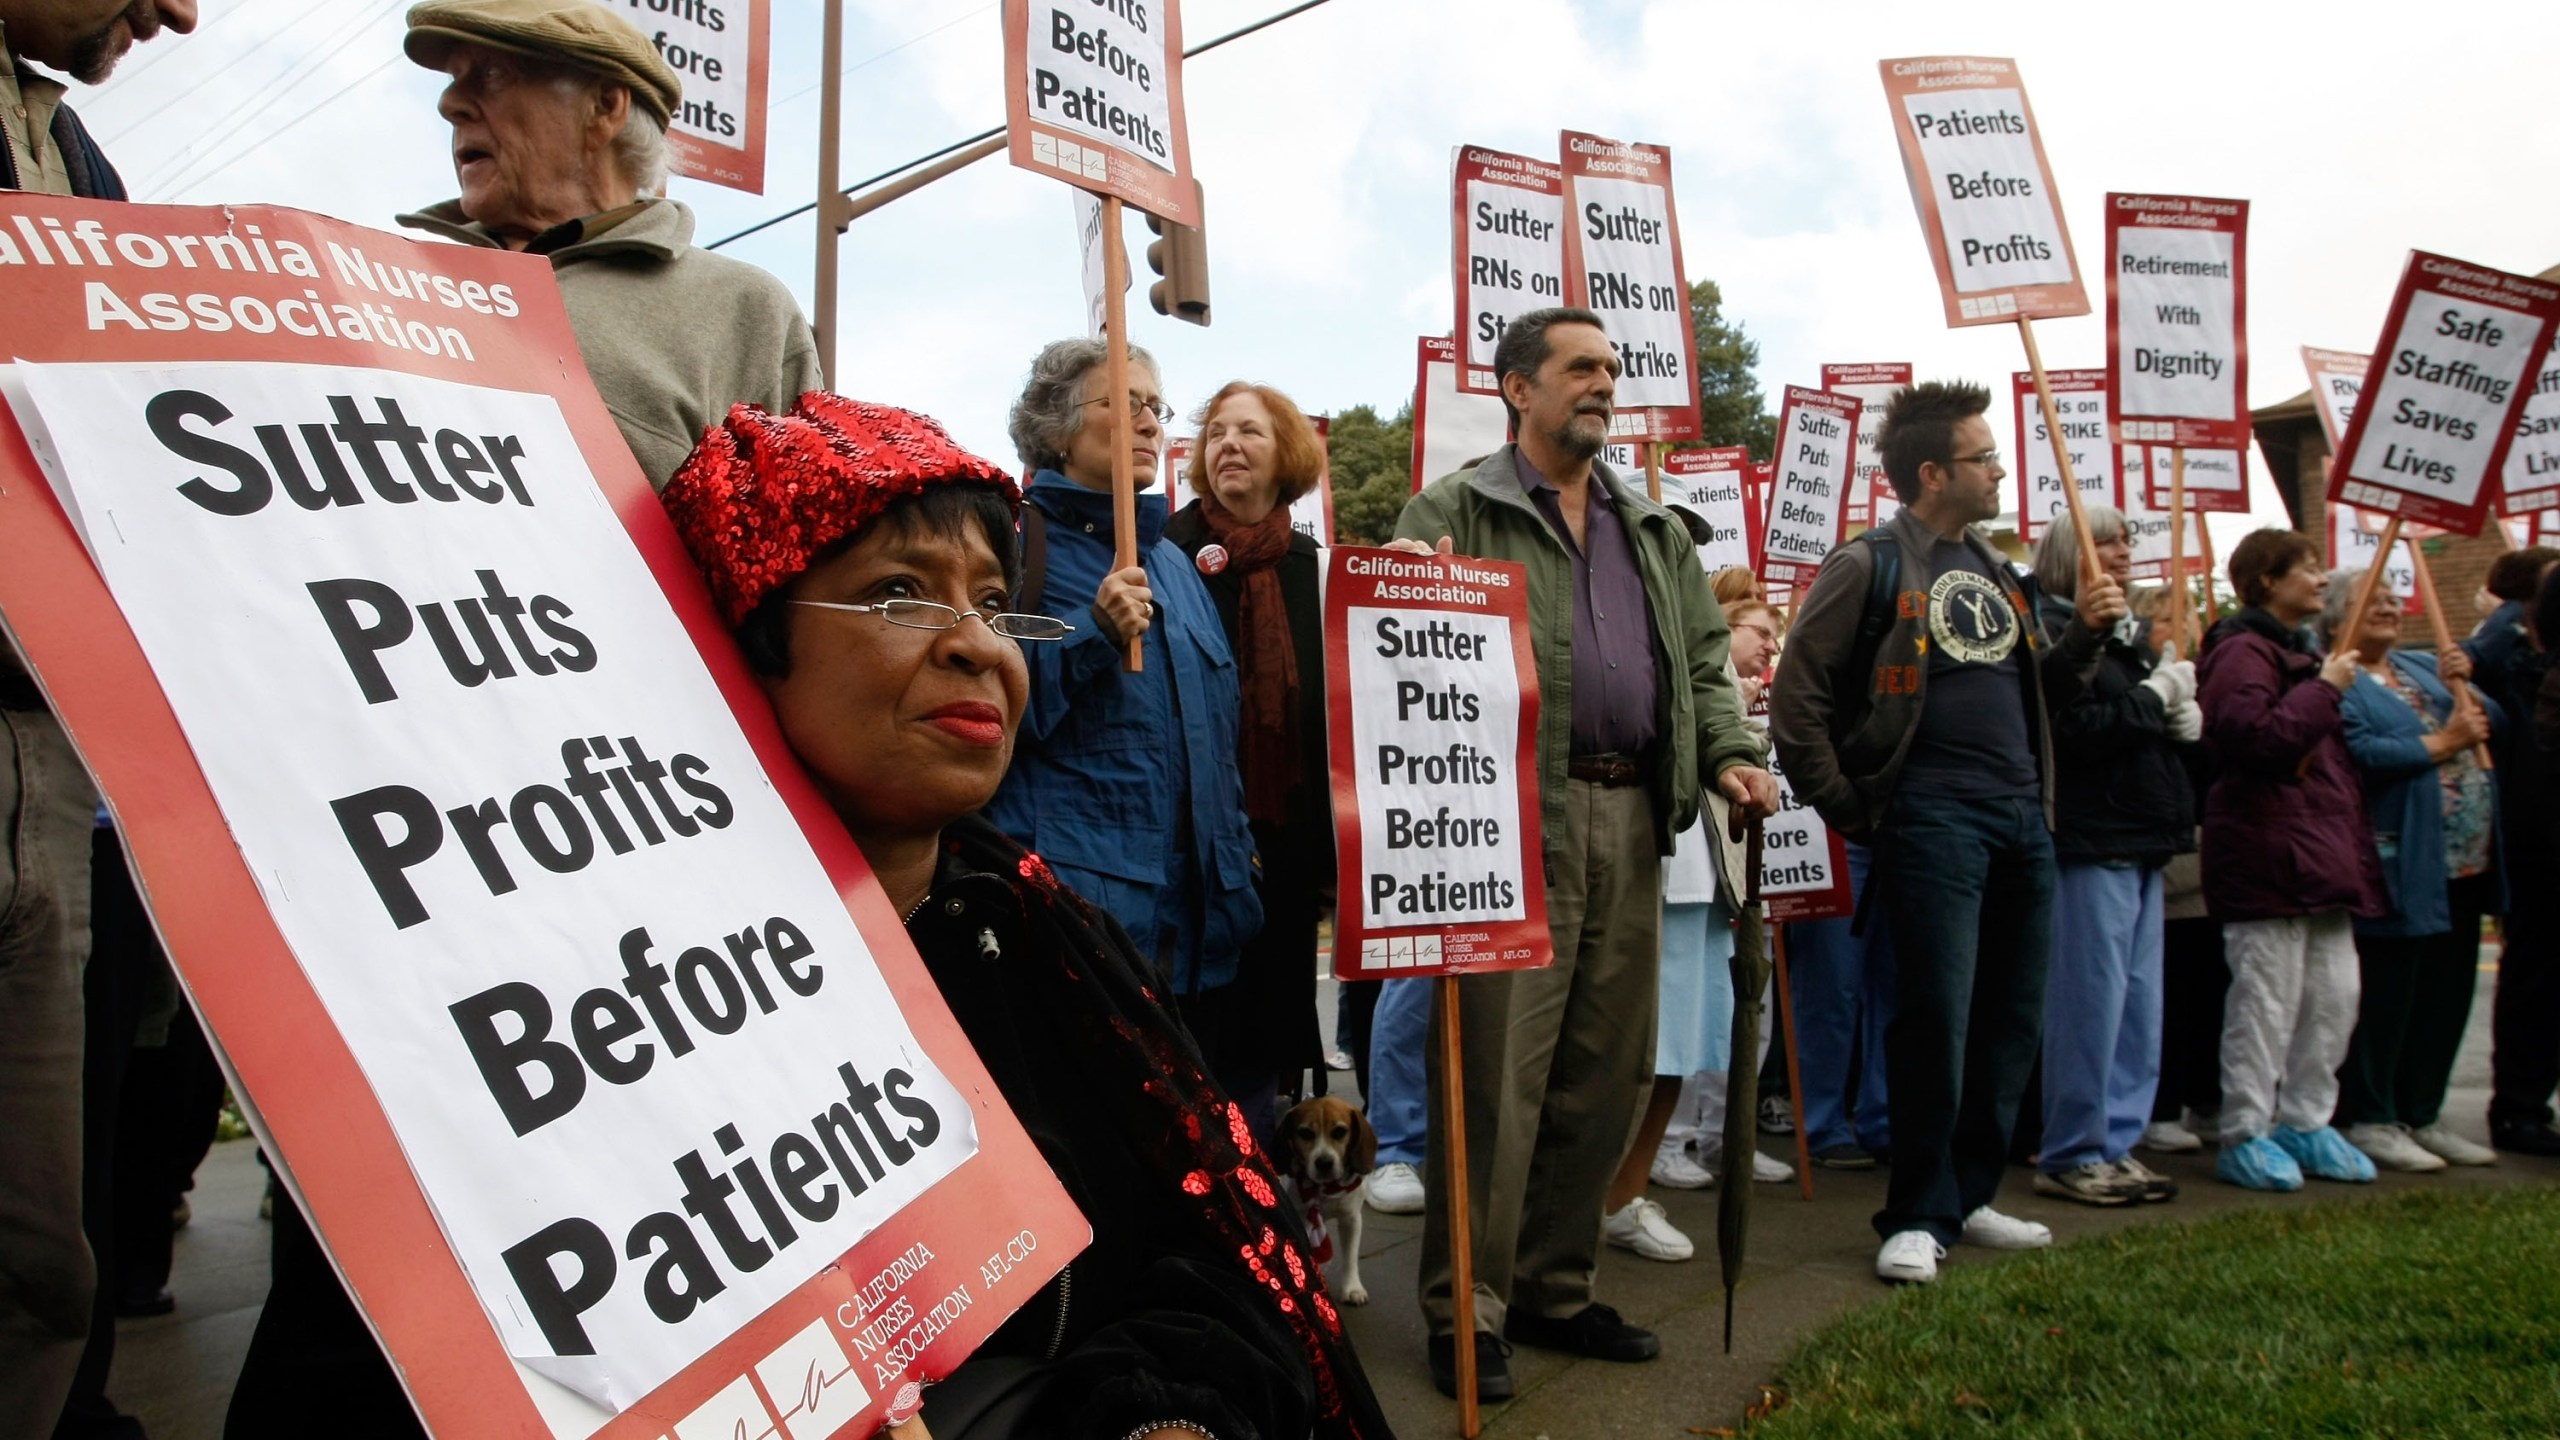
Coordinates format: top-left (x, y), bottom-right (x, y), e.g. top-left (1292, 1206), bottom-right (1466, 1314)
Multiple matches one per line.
top-left (2345, 1123), bottom-right (2447, 1173)
top-left (1604, 1196), bottom-right (1694, 1262)
top-left (1960, 1206), bottom-right (2051, 1250)
top-left (1650, 1147), bottom-right (1715, 1190)
top-left (2140, 1119), bottom-right (2203, 1153)
top-left (1365, 1161), bottom-right (1425, 1214)
top-left (2183, 1107), bottom-right (2222, 1144)
top-left (1875, 1229), bottom-right (1944, 1283)
top-left (2409, 1123), bottom-right (2499, 1167)
top-left (1749, 1150), bottom-right (1795, 1184)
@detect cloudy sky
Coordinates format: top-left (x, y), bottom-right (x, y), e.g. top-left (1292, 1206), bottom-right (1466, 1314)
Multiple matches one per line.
top-left (74, 0), bottom-right (2560, 534)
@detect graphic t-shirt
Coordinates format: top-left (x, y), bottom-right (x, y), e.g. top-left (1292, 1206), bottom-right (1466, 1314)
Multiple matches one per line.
top-left (1896, 537), bottom-right (2039, 800)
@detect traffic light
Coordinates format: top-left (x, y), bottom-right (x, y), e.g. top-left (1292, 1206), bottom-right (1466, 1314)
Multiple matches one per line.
top-left (1145, 183), bottom-right (1210, 327)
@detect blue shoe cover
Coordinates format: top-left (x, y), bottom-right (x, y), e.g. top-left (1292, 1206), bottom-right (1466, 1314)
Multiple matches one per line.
top-left (2216, 1135), bottom-right (2304, 1191)
top-left (2273, 1125), bottom-right (2378, 1182)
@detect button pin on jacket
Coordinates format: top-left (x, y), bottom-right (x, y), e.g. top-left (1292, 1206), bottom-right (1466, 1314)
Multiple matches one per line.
top-left (1196, 543), bottom-right (1229, 575)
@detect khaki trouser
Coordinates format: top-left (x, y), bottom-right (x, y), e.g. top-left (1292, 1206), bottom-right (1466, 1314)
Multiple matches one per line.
top-left (0, 697), bottom-right (100, 1435)
top-left (1418, 779), bottom-right (1660, 1334)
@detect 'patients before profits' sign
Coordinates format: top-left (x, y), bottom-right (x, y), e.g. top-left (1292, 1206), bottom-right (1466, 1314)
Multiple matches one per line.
top-left (2106, 193), bottom-right (2249, 450)
top-left (591, 0), bottom-right (771, 193)
top-left (1880, 55), bottom-right (2087, 327)
top-left (1758, 386), bottom-right (1863, 583)
top-left (2330, 251), bottom-right (2560, 533)
top-left (1663, 446), bottom-right (1757, 577)
top-left (1559, 130), bottom-right (1700, 441)
top-left (1452, 145), bottom-right (1566, 396)
top-left (1003, 0), bottom-right (1197, 224)
top-left (0, 199), bottom-right (1077, 1438)
top-left (1325, 549), bottom-right (1550, 981)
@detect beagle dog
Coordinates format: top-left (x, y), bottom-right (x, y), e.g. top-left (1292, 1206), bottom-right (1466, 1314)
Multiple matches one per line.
top-left (1277, 1096), bottom-right (1379, 1305)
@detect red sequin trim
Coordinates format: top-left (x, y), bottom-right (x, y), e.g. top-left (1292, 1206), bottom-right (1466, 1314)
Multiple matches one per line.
top-left (1182, 1170), bottom-right (1212, 1197)
top-left (1239, 1170), bottom-right (1275, 1207)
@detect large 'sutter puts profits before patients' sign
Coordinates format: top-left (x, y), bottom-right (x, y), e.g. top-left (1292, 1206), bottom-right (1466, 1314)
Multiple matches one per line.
top-left (1325, 550), bottom-right (1551, 982)
top-left (1879, 56), bottom-right (2087, 328)
top-left (1758, 726), bottom-right (1851, 924)
top-left (1662, 446), bottom-right (1758, 578)
top-left (1822, 362), bottom-right (1911, 531)
top-left (1411, 335), bottom-right (1511, 493)
top-left (1558, 131), bottom-right (1700, 443)
top-left (1453, 146), bottom-right (1567, 397)
top-left (1757, 386), bottom-right (1864, 584)
top-left (0, 198), bottom-right (1081, 1439)
top-left (1003, 0), bottom-right (1196, 224)
top-left (2331, 252), bottom-right (2560, 534)
top-left (2010, 369), bottom-right (2120, 540)
top-left (2106, 193), bottom-right (2249, 451)
top-left (590, 0), bottom-right (771, 193)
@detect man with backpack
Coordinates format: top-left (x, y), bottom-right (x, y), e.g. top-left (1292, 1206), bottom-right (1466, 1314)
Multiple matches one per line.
top-left (1769, 380), bottom-right (2123, 1284)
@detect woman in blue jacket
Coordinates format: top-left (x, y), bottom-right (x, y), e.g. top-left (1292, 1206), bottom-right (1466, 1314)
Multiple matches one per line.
top-left (987, 339), bottom-right (1264, 1111)
top-left (2323, 570), bottom-right (2503, 1173)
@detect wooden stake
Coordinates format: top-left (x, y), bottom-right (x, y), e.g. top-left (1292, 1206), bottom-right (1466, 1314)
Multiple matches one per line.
top-left (1767, 924), bottom-right (1815, 1202)
top-left (2016, 316), bottom-right (2101, 584)
top-left (1644, 442), bottom-right (1663, 503)
top-left (2167, 447), bottom-right (2189, 656)
top-left (2342, 514), bottom-right (2405, 665)
top-left (2198, 519), bottom-right (2221, 635)
top-left (2406, 539), bottom-right (2495, 770)
top-left (1100, 196), bottom-right (1143, 673)
top-left (1437, 975), bottom-right (1480, 1438)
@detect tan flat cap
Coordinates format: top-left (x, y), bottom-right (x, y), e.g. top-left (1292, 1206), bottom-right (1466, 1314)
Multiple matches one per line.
top-left (405, 0), bottom-right (682, 124)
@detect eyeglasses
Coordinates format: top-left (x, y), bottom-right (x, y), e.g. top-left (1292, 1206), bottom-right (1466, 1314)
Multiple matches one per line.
top-left (1952, 449), bottom-right (2003, 470)
top-left (790, 598), bottom-right (1073, 641)
top-left (1082, 393), bottom-right (1175, 426)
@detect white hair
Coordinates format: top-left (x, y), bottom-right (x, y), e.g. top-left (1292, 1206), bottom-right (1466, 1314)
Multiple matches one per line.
top-left (543, 67), bottom-right (670, 197)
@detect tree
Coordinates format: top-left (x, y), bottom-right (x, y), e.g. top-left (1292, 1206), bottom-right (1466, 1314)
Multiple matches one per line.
top-left (1325, 402), bottom-right (1416, 544)
top-left (1686, 278), bottom-right (1776, 461)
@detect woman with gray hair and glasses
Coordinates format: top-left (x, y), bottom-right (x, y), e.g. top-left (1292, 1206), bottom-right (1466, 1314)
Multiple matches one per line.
top-left (2316, 569), bottom-right (2504, 1174)
top-left (2023, 506), bottom-right (2201, 1207)
top-left (983, 338), bottom-right (1269, 1124)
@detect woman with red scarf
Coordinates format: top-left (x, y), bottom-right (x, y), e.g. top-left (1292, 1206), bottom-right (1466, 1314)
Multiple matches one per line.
top-left (1166, 384), bottom-right (1335, 1132)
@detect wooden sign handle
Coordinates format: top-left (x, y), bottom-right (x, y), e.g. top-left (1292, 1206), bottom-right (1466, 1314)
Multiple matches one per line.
top-left (2405, 538), bottom-right (2495, 770)
top-left (2016, 316), bottom-right (2101, 585)
top-left (1644, 442), bottom-right (1663, 504)
top-left (1438, 975), bottom-right (1480, 1437)
top-left (1100, 196), bottom-right (1143, 673)
top-left (1770, 923), bottom-right (1814, 1203)
top-left (2167, 447), bottom-right (2189, 656)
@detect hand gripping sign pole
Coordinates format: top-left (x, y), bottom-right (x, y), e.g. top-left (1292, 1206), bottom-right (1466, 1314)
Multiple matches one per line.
top-left (2167, 448), bottom-right (2190, 654)
top-left (2405, 540), bottom-right (2494, 770)
top-left (1101, 200), bottom-right (1145, 671)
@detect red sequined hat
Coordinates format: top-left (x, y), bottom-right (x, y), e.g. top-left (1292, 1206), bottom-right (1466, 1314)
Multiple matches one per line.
top-left (663, 393), bottom-right (1018, 625)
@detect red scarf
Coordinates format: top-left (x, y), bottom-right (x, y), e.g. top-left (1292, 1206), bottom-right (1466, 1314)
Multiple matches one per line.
top-left (1198, 497), bottom-right (1299, 825)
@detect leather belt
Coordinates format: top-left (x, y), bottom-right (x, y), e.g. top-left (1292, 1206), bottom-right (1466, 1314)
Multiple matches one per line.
top-left (1566, 753), bottom-right (1644, 787)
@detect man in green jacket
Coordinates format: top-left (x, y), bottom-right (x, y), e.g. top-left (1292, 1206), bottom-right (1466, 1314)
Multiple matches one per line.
top-left (1392, 307), bottom-right (1773, 1400)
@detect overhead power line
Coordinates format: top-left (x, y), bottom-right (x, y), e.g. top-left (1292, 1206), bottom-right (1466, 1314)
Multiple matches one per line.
top-left (133, 0), bottom-right (408, 195)
top-left (98, 0), bottom-right (344, 147)
top-left (705, 0), bottom-right (1337, 252)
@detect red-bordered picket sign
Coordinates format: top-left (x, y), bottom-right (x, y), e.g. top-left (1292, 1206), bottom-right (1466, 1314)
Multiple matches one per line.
top-left (2135, 443), bottom-right (2246, 515)
top-left (1757, 714), bottom-right (1851, 923)
top-left (2326, 497), bottom-right (2422, 609)
top-left (1451, 145), bottom-right (1567, 397)
top-left (0, 198), bottom-right (1079, 1440)
top-left (1411, 335), bottom-right (1509, 493)
top-left (1758, 386), bottom-right (1864, 584)
top-left (2500, 331), bottom-right (2560, 515)
top-left (2105, 193), bottom-right (2249, 451)
top-left (2303, 346), bottom-right (2368, 450)
top-left (1558, 130), bottom-right (1701, 443)
top-left (630, 0), bottom-right (772, 194)
top-left (1324, 549), bottom-right (1550, 981)
top-left (1002, 0), bottom-right (1197, 225)
top-left (2119, 447), bottom-right (2211, 584)
top-left (1878, 56), bottom-right (2088, 328)
top-left (1822, 363), bottom-right (1910, 533)
top-left (2010, 368), bottom-right (2121, 538)
top-left (2329, 251), bottom-right (2560, 534)
top-left (1661, 446), bottom-right (1758, 577)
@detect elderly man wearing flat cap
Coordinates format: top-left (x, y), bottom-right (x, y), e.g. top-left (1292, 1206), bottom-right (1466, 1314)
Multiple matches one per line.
top-left (397, 0), bottom-right (821, 490)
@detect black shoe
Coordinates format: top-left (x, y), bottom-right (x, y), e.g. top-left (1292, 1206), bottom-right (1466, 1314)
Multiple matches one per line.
top-left (1427, 1331), bottom-right (1514, 1402)
top-left (1812, 1143), bottom-right (1877, 1170)
top-left (2492, 1121), bottom-right (2560, 1157)
top-left (1502, 1303), bottom-right (1661, 1362)
top-left (114, 1287), bottom-right (175, 1318)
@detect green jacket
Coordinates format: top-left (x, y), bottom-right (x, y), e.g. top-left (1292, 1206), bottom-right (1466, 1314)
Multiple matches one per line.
top-left (1395, 445), bottom-right (1765, 855)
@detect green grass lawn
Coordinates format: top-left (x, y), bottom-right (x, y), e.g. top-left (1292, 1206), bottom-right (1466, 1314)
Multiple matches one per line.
top-left (1746, 1186), bottom-right (2560, 1439)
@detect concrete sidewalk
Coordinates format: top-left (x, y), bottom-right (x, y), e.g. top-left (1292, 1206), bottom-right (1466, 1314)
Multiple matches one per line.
top-left (94, 966), bottom-right (2560, 1438)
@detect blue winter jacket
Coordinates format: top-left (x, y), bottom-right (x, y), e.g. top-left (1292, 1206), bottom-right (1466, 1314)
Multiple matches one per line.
top-left (984, 472), bottom-right (1260, 993)
top-left (2338, 650), bottom-right (2508, 938)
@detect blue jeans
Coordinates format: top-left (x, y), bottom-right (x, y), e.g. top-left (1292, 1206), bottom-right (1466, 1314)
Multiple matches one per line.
top-left (1872, 794), bottom-right (2055, 1245)
top-left (1782, 841), bottom-right (1895, 1154)
top-left (1369, 977), bottom-right (1430, 1165)
top-left (2039, 861), bottom-right (2164, 1173)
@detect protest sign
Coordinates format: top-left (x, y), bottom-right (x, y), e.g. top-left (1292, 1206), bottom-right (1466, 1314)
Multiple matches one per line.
top-left (2327, 502), bottom-right (2421, 607)
top-left (1412, 335), bottom-right (1511, 492)
top-left (1662, 446), bottom-right (1758, 576)
top-left (1823, 363), bottom-right (1910, 532)
top-left (1325, 550), bottom-right (1549, 980)
top-left (1559, 131), bottom-right (1700, 443)
top-left (2106, 194), bottom-right (2249, 450)
top-left (2499, 332), bottom-right (2560, 514)
top-left (2330, 252), bottom-right (2560, 533)
top-left (1758, 386), bottom-right (1865, 583)
top-left (2119, 451), bottom-right (2210, 584)
top-left (1452, 146), bottom-right (1567, 396)
top-left (1759, 747), bottom-right (1851, 923)
top-left (2010, 368), bottom-right (2120, 538)
top-left (1003, 0), bottom-right (1196, 224)
top-left (1878, 56), bottom-right (2088, 327)
top-left (2303, 346), bottom-right (2368, 449)
top-left (1294, 414), bottom-right (1337, 545)
top-left (1074, 189), bottom-right (1128, 337)
top-left (2134, 442), bottom-right (2245, 515)
top-left (589, 0), bottom-right (770, 193)
top-left (0, 198), bottom-right (1078, 1437)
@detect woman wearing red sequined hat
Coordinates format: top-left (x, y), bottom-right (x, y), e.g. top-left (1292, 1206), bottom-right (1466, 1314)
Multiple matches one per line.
top-left (662, 394), bottom-right (1394, 1440)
